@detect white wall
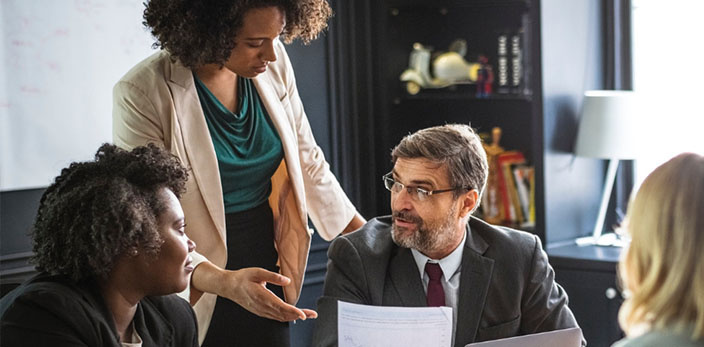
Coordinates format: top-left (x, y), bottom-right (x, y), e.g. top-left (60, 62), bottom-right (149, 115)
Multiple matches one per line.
top-left (0, 0), bottom-right (156, 190)
top-left (632, 0), bottom-right (704, 185)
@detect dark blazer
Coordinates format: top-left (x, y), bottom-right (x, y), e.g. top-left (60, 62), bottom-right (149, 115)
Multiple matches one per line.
top-left (312, 216), bottom-right (581, 347)
top-left (0, 273), bottom-right (198, 347)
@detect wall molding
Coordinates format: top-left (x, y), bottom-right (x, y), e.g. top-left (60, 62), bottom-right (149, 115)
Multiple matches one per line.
top-left (0, 251), bottom-right (35, 283)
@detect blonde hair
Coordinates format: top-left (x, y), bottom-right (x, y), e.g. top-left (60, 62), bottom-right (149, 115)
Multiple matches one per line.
top-left (618, 152), bottom-right (704, 339)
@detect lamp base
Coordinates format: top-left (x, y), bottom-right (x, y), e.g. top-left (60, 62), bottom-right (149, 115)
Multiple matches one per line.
top-left (576, 232), bottom-right (628, 247)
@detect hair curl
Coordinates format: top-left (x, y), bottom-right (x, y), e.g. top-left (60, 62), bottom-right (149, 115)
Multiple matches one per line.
top-left (31, 143), bottom-right (188, 282)
top-left (143, 0), bottom-right (332, 68)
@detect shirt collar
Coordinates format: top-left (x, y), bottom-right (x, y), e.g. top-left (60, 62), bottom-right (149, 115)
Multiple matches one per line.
top-left (411, 229), bottom-right (467, 282)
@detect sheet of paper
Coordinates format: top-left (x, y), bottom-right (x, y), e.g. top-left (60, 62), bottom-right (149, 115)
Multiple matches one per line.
top-left (465, 327), bottom-right (582, 347)
top-left (338, 301), bottom-right (453, 347)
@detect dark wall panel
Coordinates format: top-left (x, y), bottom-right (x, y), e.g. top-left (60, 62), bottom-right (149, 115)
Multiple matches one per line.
top-left (541, 0), bottom-right (605, 245)
top-left (0, 188), bottom-right (44, 283)
top-left (0, 189), bottom-right (43, 255)
top-left (285, 38), bottom-right (333, 163)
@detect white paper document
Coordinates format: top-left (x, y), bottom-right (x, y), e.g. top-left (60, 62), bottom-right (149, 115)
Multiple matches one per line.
top-left (338, 301), bottom-right (453, 347)
top-left (465, 327), bottom-right (583, 347)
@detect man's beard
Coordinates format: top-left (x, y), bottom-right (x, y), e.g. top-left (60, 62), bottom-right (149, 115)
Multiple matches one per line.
top-left (391, 203), bottom-right (458, 255)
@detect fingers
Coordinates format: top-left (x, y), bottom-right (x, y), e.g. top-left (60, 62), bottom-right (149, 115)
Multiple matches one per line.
top-left (225, 268), bottom-right (317, 322)
top-left (259, 297), bottom-right (317, 321)
top-left (274, 303), bottom-right (307, 322)
top-left (253, 287), bottom-right (307, 322)
top-left (248, 267), bottom-right (291, 286)
top-left (246, 284), bottom-right (318, 322)
top-left (301, 308), bottom-right (318, 319)
top-left (236, 269), bottom-right (305, 321)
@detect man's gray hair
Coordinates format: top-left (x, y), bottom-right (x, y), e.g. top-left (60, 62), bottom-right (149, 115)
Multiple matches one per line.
top-left (391, 124), bottom-right (488, 201)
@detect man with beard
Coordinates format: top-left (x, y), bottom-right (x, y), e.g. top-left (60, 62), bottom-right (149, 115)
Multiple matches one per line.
top-left (312, 124), bottom-right (582, 347)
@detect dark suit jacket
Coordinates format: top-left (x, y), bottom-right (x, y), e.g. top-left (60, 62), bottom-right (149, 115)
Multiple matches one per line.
top-left (312, 216), bottom-right (581, 347)
top-left (0, 273), bottom-right (198, 346)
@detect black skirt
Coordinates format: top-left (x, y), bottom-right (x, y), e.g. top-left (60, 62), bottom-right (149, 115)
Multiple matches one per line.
top-left (201, 202), bottom-right (290, 347)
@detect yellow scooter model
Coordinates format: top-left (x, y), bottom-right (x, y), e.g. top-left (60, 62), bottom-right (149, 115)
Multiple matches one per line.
top-left (400, 39), bottom-right (481, 95)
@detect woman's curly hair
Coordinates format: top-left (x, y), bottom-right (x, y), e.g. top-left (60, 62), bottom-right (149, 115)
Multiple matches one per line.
top-left (143, 0), bottom-right (332, 68)
top-left (31, 143), bottom-right (188, 282)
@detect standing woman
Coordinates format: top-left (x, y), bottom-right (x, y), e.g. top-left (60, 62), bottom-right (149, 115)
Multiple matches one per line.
top-left (613, 153), bottom-right (704, 347)
top-left (112, 0), bottom-right (365, 345)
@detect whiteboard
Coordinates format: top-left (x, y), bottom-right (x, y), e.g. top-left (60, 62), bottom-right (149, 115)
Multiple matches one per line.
top-left (0, 0), bottom-right (157, 190)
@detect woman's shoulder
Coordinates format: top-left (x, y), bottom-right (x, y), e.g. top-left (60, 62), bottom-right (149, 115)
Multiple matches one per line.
top-left (0, 274), bottom-right (114, 346)
top-left (142, 294), bottom-right (194, 321)
top-left (118, 50), bottom-right (172, 82)
top-left (142, 295), bottom-right (198, 345)
top-left (1, 274), bottom-right (95, 314)
top-left (113, 50), bottom-right (193, 110)
top-left (115, 50), bottom-right (193, 95)
top-left (613, 330), bottom-right (704, 347)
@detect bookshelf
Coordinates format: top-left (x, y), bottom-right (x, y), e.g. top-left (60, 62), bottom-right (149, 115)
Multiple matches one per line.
top-left (330, 0), bottom-right (621, 345)
top-left (360, 0), bottom-right (546, 239)
top-left (283, 1), bottom-right (620, 346)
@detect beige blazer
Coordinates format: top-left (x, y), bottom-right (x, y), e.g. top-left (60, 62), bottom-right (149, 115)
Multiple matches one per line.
top-left (112, 42), bottom-right (357, 340)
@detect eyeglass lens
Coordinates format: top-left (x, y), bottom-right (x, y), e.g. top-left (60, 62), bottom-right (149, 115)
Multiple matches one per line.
top-left (383, 175), bottom-right (427, 201)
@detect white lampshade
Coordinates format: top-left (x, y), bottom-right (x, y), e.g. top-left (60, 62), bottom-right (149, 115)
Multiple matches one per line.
top-left (574, 90), bottom-right (644, 159)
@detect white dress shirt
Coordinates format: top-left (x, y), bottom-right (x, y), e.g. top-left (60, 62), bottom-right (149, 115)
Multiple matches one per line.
top-left (411, 231), bottom-right (466, 342)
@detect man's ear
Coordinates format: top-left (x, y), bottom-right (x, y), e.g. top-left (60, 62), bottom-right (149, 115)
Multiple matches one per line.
top-left (458, 189), bottom-right (479, 219)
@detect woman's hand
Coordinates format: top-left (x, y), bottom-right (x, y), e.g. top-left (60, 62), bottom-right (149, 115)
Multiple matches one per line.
top-left (220, 267), bottom-right (317, 322)
top-left (191, 261), bottom-right (317, 322)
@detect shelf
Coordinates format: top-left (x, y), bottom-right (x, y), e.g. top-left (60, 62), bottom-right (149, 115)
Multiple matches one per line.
top-left (395, 91), bottom-right (532, 103)
top-left (368, 0), bottom-right (541, 241)
top-left (386, 0), bottom-right (530, 10)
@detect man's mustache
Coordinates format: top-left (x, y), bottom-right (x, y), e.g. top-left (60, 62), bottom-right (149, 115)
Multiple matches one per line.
top-left (392, 210), bottom-right (423, 224)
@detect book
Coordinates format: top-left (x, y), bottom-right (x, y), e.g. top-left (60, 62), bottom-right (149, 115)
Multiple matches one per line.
top-left (527, 166), bottom-right (536, 226)
top-left (512, 164), bottom-right (534, 227)
top-left (497, 32), bottom-right (524, 95)
top-left (496, 151), bottom-right (526, 224)
top-left (503, 163), bottom-right (524, 223)
top-left (510, 33), bottom-right (523, 92)
top-left (496, 34), bottom-right (509, 93)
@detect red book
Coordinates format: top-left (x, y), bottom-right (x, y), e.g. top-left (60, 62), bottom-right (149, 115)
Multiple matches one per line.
top-left (496, 151), bottom-right (526, 223)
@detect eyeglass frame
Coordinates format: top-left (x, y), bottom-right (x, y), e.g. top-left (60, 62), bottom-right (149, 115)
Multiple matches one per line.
top-left (382, 172), bottom-right (472, 201)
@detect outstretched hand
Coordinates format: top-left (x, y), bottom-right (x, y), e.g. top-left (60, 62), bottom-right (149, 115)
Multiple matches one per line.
top-left (217, 267), bottom-right (317, 322)
top-left (191, 261), bottom-right (317, 322)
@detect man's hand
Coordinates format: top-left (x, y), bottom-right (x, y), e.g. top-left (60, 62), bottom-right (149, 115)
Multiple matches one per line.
top-left (191, 261), bottom-right (317, 322)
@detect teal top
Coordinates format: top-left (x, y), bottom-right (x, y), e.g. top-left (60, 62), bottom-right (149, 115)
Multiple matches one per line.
top-left (194, 73), bottom-right (284, 213)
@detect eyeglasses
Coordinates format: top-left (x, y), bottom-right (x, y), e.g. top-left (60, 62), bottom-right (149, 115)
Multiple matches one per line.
top-left (382, 173), bottom-right (471, 202)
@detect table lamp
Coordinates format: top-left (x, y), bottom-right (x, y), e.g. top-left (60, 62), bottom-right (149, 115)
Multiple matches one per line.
top-left (574, 90), bottom-right (644, 246)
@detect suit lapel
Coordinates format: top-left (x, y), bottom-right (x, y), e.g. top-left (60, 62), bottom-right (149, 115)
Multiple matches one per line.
top-left (388, 247), bottom-right (426, 307)
top-left (455, 223), bottom-right (494, 347)
top-left (167, 61), bottom-right (226, 241)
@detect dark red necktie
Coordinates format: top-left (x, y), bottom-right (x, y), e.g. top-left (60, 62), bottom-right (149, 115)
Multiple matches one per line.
top-left (425, 262), bottom-right (445, 307)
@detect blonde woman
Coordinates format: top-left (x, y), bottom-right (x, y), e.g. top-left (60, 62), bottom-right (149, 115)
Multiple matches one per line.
top-left (613, 153), bottom-right (704, 347)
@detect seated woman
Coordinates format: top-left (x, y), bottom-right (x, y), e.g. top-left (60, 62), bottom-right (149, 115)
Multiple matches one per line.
top-left (613, 152), bottom-right (704, 347)
top-left (0, 143), bottom-right (198, 346)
